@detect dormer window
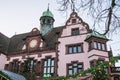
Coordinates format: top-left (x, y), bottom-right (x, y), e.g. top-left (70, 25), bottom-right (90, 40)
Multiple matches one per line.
top-left (71, 28), bottom-right (79, 36)
top-left (72, 19), bottom-right (76, 24)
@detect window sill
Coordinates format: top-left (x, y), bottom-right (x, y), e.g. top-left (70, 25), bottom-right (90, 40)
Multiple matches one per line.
top-left (88, 48), bottom-right (107, 52)
top-left (66, 52), bottom-right (84, 55)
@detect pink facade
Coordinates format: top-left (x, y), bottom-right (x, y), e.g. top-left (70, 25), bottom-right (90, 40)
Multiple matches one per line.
top-left (57, 12), bottom-right (109, 76)
top-left (0, 53), bottom-right (7, 69)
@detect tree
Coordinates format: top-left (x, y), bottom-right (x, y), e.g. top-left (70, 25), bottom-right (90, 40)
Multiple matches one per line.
top-left (56, 0), bottom-right (120, 35)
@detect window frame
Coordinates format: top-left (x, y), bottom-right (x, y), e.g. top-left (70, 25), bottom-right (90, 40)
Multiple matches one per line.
top-left (72, 19), bottom-right (77, 24)
top-left (94, 41), bottom-right (97, 49)
top-left (71, 28), bottom-right (80, 36)
top-left (90, 59), bottom-right (105, 68)
top-left (66, 43), bottom-right (83, 54)
top-left (89, 40), bottom-right (106, 51)
top-left (27, 59), bottom-right (36, 72)
top-left (67, 62), bottom-right (83, 75)
top-left (11, 60), bottom-right (19, 73)
top-left (95, 42), bottom-right (106, 51)
top-left (43, 58), bottom-right (55, 77)
top-left (101, 43), bottom-right (105, 50)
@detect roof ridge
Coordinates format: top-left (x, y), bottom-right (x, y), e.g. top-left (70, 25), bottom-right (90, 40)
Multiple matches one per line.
top-left (10, 32), bottom-right (30, 38)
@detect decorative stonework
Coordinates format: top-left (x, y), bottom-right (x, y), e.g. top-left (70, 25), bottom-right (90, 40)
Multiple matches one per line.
top-left (29, 39), bottom-right (38, 48)
top-left (22, 45), bottom-right (26, 50)
top-left (66, 12), bottom-right (89, 30)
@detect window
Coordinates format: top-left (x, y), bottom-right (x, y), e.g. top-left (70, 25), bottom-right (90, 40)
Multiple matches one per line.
top-left (11, 61), bottom-right (19, 73)
top-left (42, 19), bottom-right (45, 24)
top-left (27, 59), bottom-right (36, 71)
top-left (101, 43), bottom-right (105, 50)
top-left (43, 58), bottom-right (54, 76)
top-left (67, 62), bottom-right (83, 75)
top-left (98, 42), bottom-right (101, 50)
top-left (68, 46), bottom-right (72, 54)
top-left (90, 59), bottom-right (104, 67)
top-left (67, 44), bottom-right (83, 54)
top-left (47, 19), bottom-right (51, 24)
top-left (71, 28), bottom-right (79, 36)
top-left (94, 42), bottom-right (97, 49)
top-left (95, 42), bottom-right (106, 51)
top-left (90, 60), bottom-right (96, 67)
top-left (97, 60), bottom-right (104, 64)
top-left (72, 19), bottom-right (76, 24)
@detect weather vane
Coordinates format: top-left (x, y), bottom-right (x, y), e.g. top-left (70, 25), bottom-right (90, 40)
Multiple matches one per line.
top-left (71, 0), bottom-right (75, 12)
top-left (48, 3), bottom-right (50, 11)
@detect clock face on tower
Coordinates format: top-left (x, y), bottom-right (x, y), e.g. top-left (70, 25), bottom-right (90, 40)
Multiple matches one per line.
top-left (29, 39), bottom-right (38, 48)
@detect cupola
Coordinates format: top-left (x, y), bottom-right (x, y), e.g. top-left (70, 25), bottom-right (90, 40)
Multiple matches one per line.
top-left (39, 5), bottom-right (54, 36)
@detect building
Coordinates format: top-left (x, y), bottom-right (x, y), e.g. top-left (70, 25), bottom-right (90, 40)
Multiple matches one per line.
top-left (0, 7), bottom-right (120, 80)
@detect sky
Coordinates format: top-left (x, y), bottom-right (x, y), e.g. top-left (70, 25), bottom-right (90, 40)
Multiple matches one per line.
top-left (0, 0), bottom-right (67, 37)
top-left (0, 0), bottom-right (120, 65)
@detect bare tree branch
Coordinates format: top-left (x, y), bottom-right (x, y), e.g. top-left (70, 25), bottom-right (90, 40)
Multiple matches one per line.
top-left (57, 0), bottom-right (120, 35)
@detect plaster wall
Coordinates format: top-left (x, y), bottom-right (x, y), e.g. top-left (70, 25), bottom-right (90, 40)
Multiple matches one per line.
top-left (58, 28), bottom-right (90, 76)
top-left (58, 23), bottom-right (109, 76)
top-left (88, 50), bottom-right (109, 61)
top-left (0, 53), bottom-right (7, 69)
top-left (61, 24), bottom-right (87, 37)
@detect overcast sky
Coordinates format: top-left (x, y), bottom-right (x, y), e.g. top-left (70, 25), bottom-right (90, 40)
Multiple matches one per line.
top-left (0, 0), bottom-right (67, 37)
top-left (0, 0), bottom-right (120, 65)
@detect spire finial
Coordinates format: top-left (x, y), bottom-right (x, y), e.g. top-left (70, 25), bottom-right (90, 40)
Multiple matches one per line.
top-left (47, 3), bottom-right (50, 11)
top-left (71, 0), bottom-right (75, 12)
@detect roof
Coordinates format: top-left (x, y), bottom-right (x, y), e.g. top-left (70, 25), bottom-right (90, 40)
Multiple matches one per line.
top-left (7, 33), bottom-right (29, 53)
top-left (43, 27), bottom-right (63, 49)
top-left (85, 30), bottom-right (108, 40)
top-left (0, 32), bottom-right (10, 54)
top-left (0, 69), bottom-right (26, 80)
top-left (0, 27), bottom-right (108, 54)
top-left (6, 27), bottom-right (63, 53)
top-left (42, 8), bottom-right (54, 18)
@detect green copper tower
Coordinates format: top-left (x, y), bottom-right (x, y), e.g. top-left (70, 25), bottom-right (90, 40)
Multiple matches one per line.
top-left (40, 5), bottom-right (54, 36)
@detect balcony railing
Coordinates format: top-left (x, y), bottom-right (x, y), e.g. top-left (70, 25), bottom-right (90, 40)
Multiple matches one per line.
top-left (111, 67), bottom-right (120, 73)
